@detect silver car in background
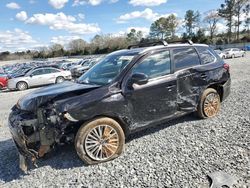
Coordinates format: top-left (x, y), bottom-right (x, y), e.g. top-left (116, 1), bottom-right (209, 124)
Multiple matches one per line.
top-left (8, 67), bottom-right (72, 90)
top-left (223, 48), bottom-right (246, 58)
top-left (214, 50), bottom-right (226, 59)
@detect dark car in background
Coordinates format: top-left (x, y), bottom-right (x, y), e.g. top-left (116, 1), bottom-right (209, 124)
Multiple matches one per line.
top-left (8, 40), bottom-right (231, 172)
top-left (71, 57), bottom-right (104, 78)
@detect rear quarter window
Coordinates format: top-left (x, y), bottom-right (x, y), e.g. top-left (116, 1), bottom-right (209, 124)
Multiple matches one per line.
top-left (196, 47), bottom-right (217, 64)
top-left (173, 47), bottom-right (200, 71)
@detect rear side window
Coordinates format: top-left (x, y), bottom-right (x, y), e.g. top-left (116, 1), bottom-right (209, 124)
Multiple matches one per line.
top-left (196, 47), bottom-right (217, 64)
top-left (44, 68), bottom-right (60, 74)
top-left (173, 47), bottom-right (200, 71)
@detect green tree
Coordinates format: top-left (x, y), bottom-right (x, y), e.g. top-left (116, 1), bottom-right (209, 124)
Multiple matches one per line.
top-left (50, 44), bottom-right (64, 57)
top-left (149, 14), bottom-right (179, 40)
top-left (243, 3), bottom-right (250, 36)
top-left (218, 0), bottom-right (236, 42)
top-left (126, 29), bottom-right (143, 44)
top-left (68, 39), bottom-right (87, 55)
top-left (204, 10), bottom-right (220, 41)
top-left (184, 10), bottom-right (201, 37)
top-left (234, 0), bottom-right (248, 41)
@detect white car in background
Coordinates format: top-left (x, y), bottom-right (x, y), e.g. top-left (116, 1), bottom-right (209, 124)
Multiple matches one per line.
top-left (223, 48), bottom-right (246, 58)
top-left (214, 50), bottom-right (226, 59)
top-left (8, 67), bottom-right (72, 91)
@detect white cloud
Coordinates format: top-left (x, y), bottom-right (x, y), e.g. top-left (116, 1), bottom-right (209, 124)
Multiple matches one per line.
top-left (29, 0), bottom-right (36, 4)
top-left (217, 22), bottom-right (228, 33)
top-left (117, 8), bottom-right (176, 23)
top-left (78, 13), bottom-right (85, 20)
top-left (0, 29), bottom-right (37, 52)
top-left (72, 0), bottom-right (117, 6)
top-left (16, 11), bottom-right (28, 21)
top-left (24, 12), bottom-right (101, 35)
top-left (129, 0), bottom-right (167, 7)
top-left (51, 35), bottom-right (82, 45)
top-left (73, 0), bottom-right (102, 6)
top-left (6, 2), bottom-right (20, 9)
top-left (48, 0), bottom-right (68, 9)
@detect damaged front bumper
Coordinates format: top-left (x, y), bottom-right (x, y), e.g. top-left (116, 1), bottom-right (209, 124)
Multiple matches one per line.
top-left (8, 105), bottom-right (63, 172)
top-left (8, 105), bottom-right (76, 172)
top-left (8, 109), bottom-right (38, 172)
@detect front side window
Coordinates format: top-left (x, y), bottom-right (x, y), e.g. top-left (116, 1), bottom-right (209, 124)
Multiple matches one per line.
top-left (78, 54), bottom-right (136, 85)
top-left (197, 47), bottom-right (217, 64)
top-left (173, 47), bottom-right (200, 71)
top-left (132, 50), bottom-right (171, 79)
top-left (32, 69), bottom-right (45, 76)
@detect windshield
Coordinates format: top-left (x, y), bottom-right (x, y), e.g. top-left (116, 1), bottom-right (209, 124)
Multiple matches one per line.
top-left (78, 54), bottom-right (135, 85)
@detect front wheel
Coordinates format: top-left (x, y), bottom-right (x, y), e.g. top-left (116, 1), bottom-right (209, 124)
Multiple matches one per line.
top-left (75, 117), bottom-right (125, 165)
top-left (197, 88), bottom-right (221, 119)
top-left (56, 76), bottom-right (65, 84)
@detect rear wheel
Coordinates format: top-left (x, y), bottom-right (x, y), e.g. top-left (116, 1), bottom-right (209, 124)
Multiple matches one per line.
top-left (75, 117), bottom-right (125, 165)
top-left (56, 76), bottom-right (65, 84)
top-left (17, 81), bottom-right (28, 91)
top-left (197, 88), bottom-right (221, 119)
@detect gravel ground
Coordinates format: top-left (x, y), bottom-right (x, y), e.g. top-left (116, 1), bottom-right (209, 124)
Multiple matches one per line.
top-left (0, 54), bottom-right (249, 187)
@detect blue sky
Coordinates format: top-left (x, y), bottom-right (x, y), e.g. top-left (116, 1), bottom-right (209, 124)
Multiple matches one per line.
top-left (0, 0), bottom-right (225, 52)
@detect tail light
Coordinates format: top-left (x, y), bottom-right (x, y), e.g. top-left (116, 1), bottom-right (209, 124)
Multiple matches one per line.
top-left (223, 63), bottom-right (230, 72)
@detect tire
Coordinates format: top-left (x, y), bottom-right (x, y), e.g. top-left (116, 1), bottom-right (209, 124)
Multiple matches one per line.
top-left (56, 76), bottom-right (65, 84)
top-left (0, 85), bottom-right (3, 90)
top-left (17, 81), bottom-right (28, 91)
top-left (197, 88), bottom-right (221, 119)
top-left (75, 117), bottom-right (125, 165)
top-left (232, 54), bottom-right (235, 58)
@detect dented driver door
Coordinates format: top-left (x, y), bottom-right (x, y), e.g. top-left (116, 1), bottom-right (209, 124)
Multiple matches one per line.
top-left (122, 50), bottom-right (178, 126)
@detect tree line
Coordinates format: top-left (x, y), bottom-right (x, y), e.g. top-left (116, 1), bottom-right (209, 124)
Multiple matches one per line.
top-left (1, 0), bottom-right (249, 61)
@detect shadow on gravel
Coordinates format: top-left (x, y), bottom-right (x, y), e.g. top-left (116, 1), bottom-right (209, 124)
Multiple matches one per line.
top-left (0, 139), bottom-right (83, 183)
top-left (127, 113), bottom-right (199, 142)
top-left (0, 139), bottom-right (23, 183)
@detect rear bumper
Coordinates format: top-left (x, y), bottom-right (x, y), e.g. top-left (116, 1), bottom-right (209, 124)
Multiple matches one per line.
top-left (222, 78), bottom-right (231, 101)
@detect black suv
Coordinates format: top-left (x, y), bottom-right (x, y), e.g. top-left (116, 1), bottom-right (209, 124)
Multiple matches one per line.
top-left (8, 41), bottom-right (231, 171)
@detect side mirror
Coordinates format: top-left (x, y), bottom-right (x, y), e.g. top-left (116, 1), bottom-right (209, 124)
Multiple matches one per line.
top-left (129, 73), bottom-right (149, 86)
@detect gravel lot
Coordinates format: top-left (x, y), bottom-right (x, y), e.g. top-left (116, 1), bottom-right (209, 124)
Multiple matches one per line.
top-left (0, 54), bottom-right (249, 187)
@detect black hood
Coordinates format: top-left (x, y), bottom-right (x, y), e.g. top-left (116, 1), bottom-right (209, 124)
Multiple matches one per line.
top-left (17, 81), bottom-right (100, 112)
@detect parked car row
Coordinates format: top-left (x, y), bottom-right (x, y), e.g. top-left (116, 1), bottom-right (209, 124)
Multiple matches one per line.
top-left (214, 48), bottom-right (246, 59)
top-left (0, 57), bottom-right (104, 91)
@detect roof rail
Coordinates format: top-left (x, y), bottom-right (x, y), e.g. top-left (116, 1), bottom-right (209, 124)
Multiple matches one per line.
top-left (128, 40), bottom-right (168, 49)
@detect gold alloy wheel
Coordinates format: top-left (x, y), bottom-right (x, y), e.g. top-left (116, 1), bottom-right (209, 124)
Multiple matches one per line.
top-left (84, 125), bottom-right (119, 161)
top-left (203, 93), bottom-right (220, 117)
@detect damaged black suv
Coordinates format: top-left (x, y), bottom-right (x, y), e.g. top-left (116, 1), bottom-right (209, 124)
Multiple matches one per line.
top-left (9, 40), bottom-right (231, 171)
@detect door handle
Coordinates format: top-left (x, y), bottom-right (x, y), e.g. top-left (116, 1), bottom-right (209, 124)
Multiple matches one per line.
top-left (201, 74), bottom-right (207, 79)
top-left (166, 85), bottom-right (176, 91)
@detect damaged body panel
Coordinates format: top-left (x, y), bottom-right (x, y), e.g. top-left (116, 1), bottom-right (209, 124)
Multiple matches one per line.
top-left (8, 43), bottom-right (231, 171)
